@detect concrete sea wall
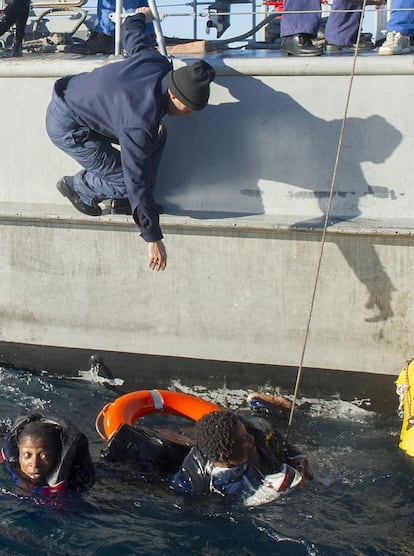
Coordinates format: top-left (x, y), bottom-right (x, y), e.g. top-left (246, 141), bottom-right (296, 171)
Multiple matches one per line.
top-left (0, 52), bottom-right (413, 377)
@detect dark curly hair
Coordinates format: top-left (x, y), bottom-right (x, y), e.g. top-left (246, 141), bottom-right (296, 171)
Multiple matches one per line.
top-left (195, 411), bottom-right (240, 461)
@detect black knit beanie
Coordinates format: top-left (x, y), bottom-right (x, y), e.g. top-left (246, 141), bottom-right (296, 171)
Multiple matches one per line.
top-left (167, 60), bottom-right (216, 111)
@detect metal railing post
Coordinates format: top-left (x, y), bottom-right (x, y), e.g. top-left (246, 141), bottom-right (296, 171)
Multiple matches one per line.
top-left (148, 0), bottom-right (168, 57)
top-left (114, 0), bottom-right (122, 56)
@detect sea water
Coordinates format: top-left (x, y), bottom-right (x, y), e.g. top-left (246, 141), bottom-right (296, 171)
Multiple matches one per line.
top-left (0, 365), bottom-right (412, 556)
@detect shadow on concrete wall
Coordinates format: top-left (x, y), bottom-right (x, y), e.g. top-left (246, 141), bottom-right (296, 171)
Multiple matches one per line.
top-left (157, 69), bottom-right (402, 322)
top-left (158, 70), bottom-right (402, 219)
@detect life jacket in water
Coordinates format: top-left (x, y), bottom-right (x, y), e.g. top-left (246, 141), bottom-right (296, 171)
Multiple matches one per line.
top-left (170, 413), bottom-right (307, 506)
top-left (101, 422), bottom-right (192, 475)
top-left (396, 359), bottom-right (414, 467)
top-left (0, 411), bottom-right (95, 495)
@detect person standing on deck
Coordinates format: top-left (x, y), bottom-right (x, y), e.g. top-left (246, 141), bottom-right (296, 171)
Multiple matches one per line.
top-left (0, 0), bottom-right (30, 57)
top-left (280, 0), bottom-right (375, 56)
top-left (378, 0), bottom-right (414, 55)
top-left (46, 7), bottom-right (215, 271)
top-left (70, 0), bottom-right (156, 55)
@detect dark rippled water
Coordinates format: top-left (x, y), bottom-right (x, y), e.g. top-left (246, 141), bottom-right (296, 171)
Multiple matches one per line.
top-left (0, 365), bottom-right (412, 556)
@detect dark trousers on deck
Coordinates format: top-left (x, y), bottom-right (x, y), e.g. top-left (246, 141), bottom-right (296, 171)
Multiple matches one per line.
top-left (281, 0), bottom-right (363, 47)
top-left (0, 0), bottom-right (30, 43)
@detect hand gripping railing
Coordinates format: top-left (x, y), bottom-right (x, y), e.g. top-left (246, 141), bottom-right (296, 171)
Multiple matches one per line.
top-left (112, 0), bottom-right (167, 58)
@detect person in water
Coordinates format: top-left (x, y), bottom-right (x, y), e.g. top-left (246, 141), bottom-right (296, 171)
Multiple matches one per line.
top-left (170, 394), bottom-right (311, 506)
top-left (46, 7), bottom-right (215, 272)
top-left (17, 421), bottom-right (61, 486)
top-left (102, 392), bottom-right (310, 506)
top-left (1, 411), bottom-right (95, 495)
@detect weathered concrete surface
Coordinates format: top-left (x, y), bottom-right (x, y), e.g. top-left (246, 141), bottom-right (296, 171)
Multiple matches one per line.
top-left (0, 52), bottom-right (413, 376)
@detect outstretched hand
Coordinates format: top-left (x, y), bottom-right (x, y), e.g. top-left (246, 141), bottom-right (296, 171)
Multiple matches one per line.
top-left (148, 240), bottom-right (167, 271)
top-left (135, 7), bottom-right (153, 22)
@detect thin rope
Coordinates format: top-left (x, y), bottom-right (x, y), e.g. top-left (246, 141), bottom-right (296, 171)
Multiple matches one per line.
top-left (286, 0), bottom-right (369, 438)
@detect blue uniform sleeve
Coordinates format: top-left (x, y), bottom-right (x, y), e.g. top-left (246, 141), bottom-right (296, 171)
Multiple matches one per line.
top-left (122, 13), bottom-right (154, 55)
top-left (119, 126), bottom-right (163, 242)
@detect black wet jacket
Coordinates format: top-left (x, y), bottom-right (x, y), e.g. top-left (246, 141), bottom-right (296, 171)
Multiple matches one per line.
top-left (171, 414), bottom-right (307, 499)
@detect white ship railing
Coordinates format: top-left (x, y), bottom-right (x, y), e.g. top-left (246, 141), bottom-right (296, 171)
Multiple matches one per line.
top-left (108, 1), bottom-right (393, 56)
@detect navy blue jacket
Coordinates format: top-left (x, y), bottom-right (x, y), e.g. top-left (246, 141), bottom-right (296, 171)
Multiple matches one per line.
top-left (63, 13), bottom-right (172, 242)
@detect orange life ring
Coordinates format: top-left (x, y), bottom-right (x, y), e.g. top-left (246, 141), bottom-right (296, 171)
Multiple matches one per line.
top-left (96, 389), bottom-right (222, 441)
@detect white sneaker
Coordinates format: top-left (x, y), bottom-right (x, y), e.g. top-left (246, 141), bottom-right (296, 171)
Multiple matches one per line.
top-left (379, 31), bottom-right (411, 55)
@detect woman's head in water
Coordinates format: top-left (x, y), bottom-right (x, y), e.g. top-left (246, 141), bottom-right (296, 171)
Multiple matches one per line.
top-left (17, 421), bottom-right (61, 485)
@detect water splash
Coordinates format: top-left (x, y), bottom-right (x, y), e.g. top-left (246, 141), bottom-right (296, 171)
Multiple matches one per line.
top-left (169, 379), bottom-right (374, 420)
top-left (71, 356), bottom-right (124, 387)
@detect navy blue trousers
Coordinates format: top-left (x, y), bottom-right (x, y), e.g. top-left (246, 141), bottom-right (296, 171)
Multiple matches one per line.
top-left (281, 0), bottom-right (363, 46)
top-left (46, 87), bottom-right (166, 207)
